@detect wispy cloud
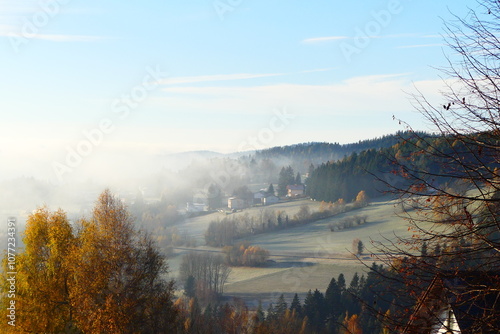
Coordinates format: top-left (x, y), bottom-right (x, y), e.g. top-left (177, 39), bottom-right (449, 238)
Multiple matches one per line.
top-left (302, 33), bottom-right (441, 44)
top-left (161, 68), bottom-right (337, 86)
top-left (156, 73), bottom-right (446, 116)
top-left (0, 30), bottom-right (105, 42)
top-left (0, 23), bottom-right (13, 31)
top-left (160, 73), bottom-right (286, 85)
top-left (31, 34), bottom-right (105, 42)
top-left (300, 68), bottom-right (336, 73)
top-left (0, 2), bottom-right (105, 43)
top-left (396, 43), bottom-right (443, 49)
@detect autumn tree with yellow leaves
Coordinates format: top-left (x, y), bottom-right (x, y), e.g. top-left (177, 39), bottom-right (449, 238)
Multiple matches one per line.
top-left (0, 189), bottom-right (179, 333)
top-left (223, 242), bottom-right (270, 267)
top-left (0, 208), bottom-right (75, 333)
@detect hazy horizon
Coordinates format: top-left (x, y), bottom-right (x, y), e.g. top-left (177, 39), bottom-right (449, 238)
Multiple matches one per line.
top-left (1, 0), bottom-right (472, 183)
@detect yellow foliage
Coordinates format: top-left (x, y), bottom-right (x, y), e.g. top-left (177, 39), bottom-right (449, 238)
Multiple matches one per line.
top-left (1, 189), bottom-right (178, 333)
top-left (1, 208), bottom-right (74, 333)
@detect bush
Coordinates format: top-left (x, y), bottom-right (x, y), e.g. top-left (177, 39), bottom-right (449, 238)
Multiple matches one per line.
top-left (223, 242), bottom-right (270, 267)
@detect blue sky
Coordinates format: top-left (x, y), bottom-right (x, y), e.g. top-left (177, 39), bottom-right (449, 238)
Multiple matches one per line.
top-left (0, 0), bottom-right (476, 181)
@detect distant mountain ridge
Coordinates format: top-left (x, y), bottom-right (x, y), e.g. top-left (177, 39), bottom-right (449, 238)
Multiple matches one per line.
top-left (306, 131), bottom-right (500, 203)
top-left (253, 131), bottom-right (426, 166)
top-left (164, 131), bottom-right (425, 164)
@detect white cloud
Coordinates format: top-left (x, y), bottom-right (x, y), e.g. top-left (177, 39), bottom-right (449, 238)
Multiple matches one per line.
top-left (156, 73), bottom-right (448, 116)
top-left (0, 23), bottom-right (13, 31)
top-left (300, 68), bottom-right (336, 73)
top-left (27, 33), bottom-right (104, 42)
top-left (0, 30), bottom-right (104, 42)
top-left (159, 69), bottom-right (337, 87)
top-left (303, 33), bottom-right (441, 44)
top-left (0, 1), bottom-right (104, 43)
top-left (159, 72), bottom-right (286, 85)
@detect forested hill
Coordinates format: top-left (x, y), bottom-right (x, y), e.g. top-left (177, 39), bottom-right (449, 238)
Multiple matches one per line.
top-left (306, 132), bottom-right (500, 203)
top-left (254, 131), bottom-right (426, 164)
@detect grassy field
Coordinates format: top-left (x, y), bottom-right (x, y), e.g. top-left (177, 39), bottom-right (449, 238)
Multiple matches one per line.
top-left (223, 260), bottom-right (364, 308)
top-left (175, 198), bottom-right (323, 245)
top-left (241, 197), bottom-right (409, 256)
top-left (168, 196), bottom-right (431, 307)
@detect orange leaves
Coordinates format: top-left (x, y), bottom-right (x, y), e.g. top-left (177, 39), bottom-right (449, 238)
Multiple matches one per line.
top-left (355, 190), bottom-right (369, 207)
top-left (0, 207), bottom-right (73, 333)
top-left (341, 313), bottom-right (363, 334)
top-left (223, 242), bottom-right (270, 267)
top-left (1, 189), bottom-right (178, 333)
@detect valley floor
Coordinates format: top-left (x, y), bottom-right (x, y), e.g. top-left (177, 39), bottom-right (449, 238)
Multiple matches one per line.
top-left (168, 196), bottom-right (429, 307)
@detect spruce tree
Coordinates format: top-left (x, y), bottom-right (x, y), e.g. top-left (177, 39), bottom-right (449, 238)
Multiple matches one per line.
top-left (337, 273), bottom-right (346, 293)
top-left (295, 172), bottom-right (302, 185)
top-left (290, 293), bottom-right (302, 317)
top-left (278, 166), bottom-right (295, 196)
top-left (267, 183), bottom-right (275, 196)
top-left (274, 294), bottom-right (288, 317)
top-left (325, 277), bottom-right (342, 320)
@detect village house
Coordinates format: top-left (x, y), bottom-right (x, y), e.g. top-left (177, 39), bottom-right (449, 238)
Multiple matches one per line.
top-left (263, 195), bottom-right (279, 205)
top-left (228, 197), bottom-right (247, 210)
top-left (286, 184), bottom-right (305, 197)
top-left (253, 190), bottom-right (268, 204)
top-left (186, 202), bottom-right (208, 213)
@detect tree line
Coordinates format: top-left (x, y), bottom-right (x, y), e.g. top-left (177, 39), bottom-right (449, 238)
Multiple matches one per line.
top-left (179, 252), bottom-right (231, 304)
top-left (175, 263), bottom-right (412, 333)
top-left (306, 131), bottom-right (500, 203)
top-left (205, 195), bottom-right (368, 248)
top-left (255, 132), bottom-right (420, 164)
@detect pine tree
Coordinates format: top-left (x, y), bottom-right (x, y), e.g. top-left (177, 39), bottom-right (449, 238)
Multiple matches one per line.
top-left (325, 277), bottom-right (341, 316)
top-left (308, 163), bottom-right (315, 177)
top-left (303, 289), bottom-right (327, 333)
top-left (357, 240), bottom-right (364, 255)
top-left (274, 294), bottom-right (288, 318)
top-left (349, 272), bottom-right (360, 294)
top-left (295, 172), bottom-right (302, 185)
top-left (267, 183), bottom-right (275, 196)
top-left (337, 273), bottom-right (346, 293)
top-left (278, 166), bottom-right (295, 196)
top-left (359, 274), bottom-right (366, 290)
top-left (290, 293), bottom-right (302, 318)
top-left (256, 300), bottom-right (265, 323)
top-left (266, 302), bottom-right (276, 322)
